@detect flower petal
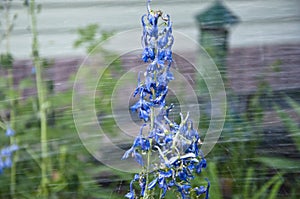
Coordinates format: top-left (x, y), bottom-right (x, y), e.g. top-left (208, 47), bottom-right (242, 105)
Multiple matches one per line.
top-left (148, 178), bottom-right (158, 190)
top-left (125, 192), bottom-right (134, 199)
top-left (133, 151), bottom-right (144, 166)
top-left (5, 127), bottom-right (15, 137)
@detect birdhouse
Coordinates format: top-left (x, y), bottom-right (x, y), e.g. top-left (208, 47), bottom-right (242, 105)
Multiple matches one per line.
top-left (195, 0), bottom-right (239, 79)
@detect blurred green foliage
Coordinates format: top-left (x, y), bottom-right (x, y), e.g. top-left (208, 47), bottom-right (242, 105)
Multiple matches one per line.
top-left (196, 61), bottom-right (300, 199)
top-left (0, 1), bottom-right (125, 198)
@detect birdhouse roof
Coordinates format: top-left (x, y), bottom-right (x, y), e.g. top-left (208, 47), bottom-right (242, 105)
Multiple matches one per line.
top-left (195, 1), bottom-right (239, 28)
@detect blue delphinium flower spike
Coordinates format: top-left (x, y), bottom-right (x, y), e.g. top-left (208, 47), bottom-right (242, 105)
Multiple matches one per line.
top-left (122, 0), bottom-right (209, 198)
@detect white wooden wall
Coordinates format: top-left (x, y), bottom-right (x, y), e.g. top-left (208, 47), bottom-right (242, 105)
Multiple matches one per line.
top-left (1, 0), bottom-right (300, 58)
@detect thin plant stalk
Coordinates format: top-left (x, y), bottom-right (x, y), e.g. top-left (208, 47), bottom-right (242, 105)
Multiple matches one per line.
top-left (3, 0), bottom-right (18, 197)
top-left (144, 99), bottom-right (155, 198)
top-left (4, 0), bottom-right (10, 52)
top-left (29, 0), bottom-right (49, 196)
top-left (8, 69), bottom-right (18, 198)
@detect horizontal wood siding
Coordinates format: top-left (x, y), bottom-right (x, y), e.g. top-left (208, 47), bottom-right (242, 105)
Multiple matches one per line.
top-left (0, 0), bottom-right (299, 58)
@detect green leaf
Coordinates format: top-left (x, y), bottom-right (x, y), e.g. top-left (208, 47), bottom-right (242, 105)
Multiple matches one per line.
top-left (207, 162), bottom-right (223, 199)
top-left (285, 95), bottom-right (300, 116)
top-left (244, 168), bottom-right (254, 198)
top-left (256, 156), bottom-right (300, 170)
top-left (73, 23), bottom-right (114, 54)
top-left (274, 104), bottom-right (300, 150)
top-left (252, 174), bottom-right (282, 199)
top-left (19, 78), bottom-right (34, 90)
top-left (24, 146), bottom-right (41, 169)
top-left (73, 24), bottom-right (99, 49)
top-left (0, 121), bottom-right (6, 130)
top-left (267, 177), bottom-right (284, 199)
top-left (59, 146), bottom-right (67, 171)
top-left (270, 59), bottom-right (282, 72)
top-left (0, 53), bottom-right (14, 69)
top-left (49, 90), bottom-right (72, 108)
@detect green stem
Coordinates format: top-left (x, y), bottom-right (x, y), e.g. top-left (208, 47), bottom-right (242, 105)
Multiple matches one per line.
top-left (10, 149), bottom-right (17, 195)
top-left (145, 138), bottom-right (153, 199)
top-left (8, 69), bottom-right (18, 199)
top-left (159, 188), bottom-right (163, 198)
top-left (10, 137), bottom-right (18, 198)
top-left (4, 0), bottom-right (11, 53)
top-left (4, 1), bottom-right (17, 196)
top-left (144, 85), bottom-right (156, 198)
top-left (29, 0), bottom-right (49, 197)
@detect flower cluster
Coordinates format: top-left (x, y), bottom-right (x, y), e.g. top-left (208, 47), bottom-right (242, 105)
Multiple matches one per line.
top-left (122, 1), bottom-right (209, 198)
top-left (0, 126), bottom-right (18, 174)
top-left (123, 114), bottom-right (210, 198)
top-left (130, 1), bottom-right (174, 122)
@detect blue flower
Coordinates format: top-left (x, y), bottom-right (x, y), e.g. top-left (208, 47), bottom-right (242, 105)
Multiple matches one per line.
top-left (165, 48), bottom-right (172, 61)
top-left (1, 145), bottom-right (18, 157)
top-left (122, 125), bottom-right (149, 166)
top-left (0, 144), bottom-right (18, 174)
top-left (141, 14), bottom-right (147, 32)
top-left (158, 172), bottom-right (169, 197)
top-left (157, 49), bottom-right (165, 60)
top-left (139, 176), bottom-right (146, 196)
top-left (4, 156), bottom-right (12, 168)
top-left (124, 192), bottom-right (134, 199)
top-left (148, 13), bottom-right (158, 26)
top-left (1, 147), bottom-right (11, 157)
top-left (178, 167), bottom-right (193, 182)
top-left (194, 179), bottom-right (210, 199)
top-left (176, 184), bottom-right (191, 199)
top-left (9, 144), bottom-right (19, 153)
top-left (159, 169), bottom-right (172, 179)
top-left (0, 160), bottom-right (4, 174)
top-left (185, 140), bottom-right (200, 157)
top-left (130, 97), bottom-right (152, 122)
top-left (125, 174), bottom-right (140, 199)
top-left (134, 173), bottom-right (140, 181)
top-left (147, 61), bottom-right (158, 72)
top-left (164, 134), bottom-right (173, 144)
top-left (153, 86), bottom-right (168, 106)
top-left (142, 47), bottom-right (155, 62)
top-left (194, 186), bottom-right (207, 195)
top-left (148, 169), bottom-right (173, 198)
top-left (31, 66), bottom-right (36, 74)
top-left (146, 13), bottom-right (159, 37)
top-left (5, 126), bottom-right (15, 137)
top-left (158, 37), bottom-right (168, 49)
top-left (195, 156), bottom-right (207, 174)
top-left (157, 68), bottom-right (174, 86)
top-left (148, 178), bottom-right (158, 190)
top-left (134, 151), bottom-right (144, 166)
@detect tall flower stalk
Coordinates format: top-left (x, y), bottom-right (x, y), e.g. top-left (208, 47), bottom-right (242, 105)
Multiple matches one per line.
top-left (0, 0), bottom-right (19, 197)
top-left (29, 0), bottom-right (50, 197)
top-left (122, 1), bottom-right (210, 198)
